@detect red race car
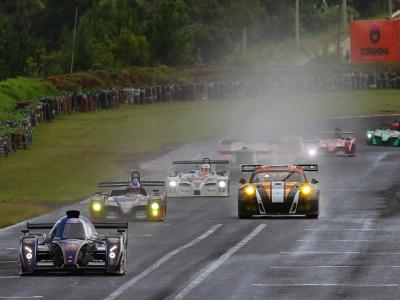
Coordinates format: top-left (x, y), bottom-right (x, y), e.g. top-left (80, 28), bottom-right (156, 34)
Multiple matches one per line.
top-left (310, 128), bottom-right (356, 157)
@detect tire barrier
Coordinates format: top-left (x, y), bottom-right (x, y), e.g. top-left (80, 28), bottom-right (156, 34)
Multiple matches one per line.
top-left (241, 71), bottom-right (400, 94)
top-left (0, 88), bottom-right (120, 157)
top-left (1, 72), bottom-right (395, 158)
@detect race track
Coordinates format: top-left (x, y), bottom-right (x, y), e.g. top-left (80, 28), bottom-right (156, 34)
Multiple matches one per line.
top-left (0, 115), bottom-right (400, 300)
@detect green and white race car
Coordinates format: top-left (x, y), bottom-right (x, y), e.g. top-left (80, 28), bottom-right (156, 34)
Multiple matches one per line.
top-left (366, 128), bottom-right (400, 146)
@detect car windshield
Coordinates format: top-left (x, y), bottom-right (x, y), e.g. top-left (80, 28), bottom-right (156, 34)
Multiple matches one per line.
top-left (252, 171), bottom-right (305, 183)
top-left (62, 223), bottom-right (86, 239)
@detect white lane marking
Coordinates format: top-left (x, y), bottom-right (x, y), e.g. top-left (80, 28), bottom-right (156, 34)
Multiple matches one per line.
top-left (328, 219), bottom-right (379, 221)
top-left (0, 261), bottom-right (17, 264)
top-left (270, 265), bottom-right (400, 269)
top-left (252, 283), bottom-right (398, 287)
top-left (0, 276), bottom-right (20, 279)
top-left (296, 239), bottom-right (400, 242)
top-left (6, 248), bottom-right (17, 250)
top-left (0, 297), bottom-right (43, 299)
top-left (104, 224), bottom-right (222, 300)
top-left (172, 224), bottom-right (266, 300)
top-left (306, 228), bottom-right (400, 231)
top-left (130, 234), bottom-right (152, 237)
top-left (282, 251), bottom-right (400, 255)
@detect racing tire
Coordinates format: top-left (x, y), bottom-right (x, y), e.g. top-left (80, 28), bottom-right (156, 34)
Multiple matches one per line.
top-left (107, 249), bottom-right (127, 276)
top-left (305, 213), bottom-right (319, 219)
top-left (19, 264), bottom-right (34, 276)
top-left (238, 209), bottom-right (252, 219)
top-left (115, 250), bottom-right (127, 276)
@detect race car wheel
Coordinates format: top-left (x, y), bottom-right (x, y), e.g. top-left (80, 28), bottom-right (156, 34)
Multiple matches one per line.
top-left (306, 213), bottom-right (319, 219)
top-left (115, 250), bottom-right (127, 276)
top-left (19, 264), bottom-right (34, 276)
top-left (238, 209), bottom-right (252, 219)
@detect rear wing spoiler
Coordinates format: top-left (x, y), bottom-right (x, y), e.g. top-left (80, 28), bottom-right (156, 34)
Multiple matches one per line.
top-left (93, 222), bottom-right (128, 229)
top-left (99, 181), bottom-right (165, 188)
top-left (27, 223), bottom-right (53, 230)
top-left (172, 160), bottom-right (230, 165)
top-left (241, 164), bottom-right (318, 172)
top-left (26, 222), bottom-right (128, 231)
top-left (241, 164), bottom-right (262, 172)
top-left (296, 164), bottom-right (318, 172)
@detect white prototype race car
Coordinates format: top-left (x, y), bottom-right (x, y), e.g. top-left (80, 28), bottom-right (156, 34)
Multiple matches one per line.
top-left (167, 158), bottom-right (230, 197)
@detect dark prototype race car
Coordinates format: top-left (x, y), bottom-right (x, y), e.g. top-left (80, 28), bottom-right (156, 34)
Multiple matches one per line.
top-left (238, 164), bottom-right (319, 219)
top-left (90, 171), bottom-right (167, 221)
top-left (19, 210), bottom-right (128, 275)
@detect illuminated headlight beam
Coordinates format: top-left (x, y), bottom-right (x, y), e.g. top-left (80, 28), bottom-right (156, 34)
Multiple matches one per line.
top-left (169, 181), bottom-right (177, 188)
top-left (218, 181), bottom-right (226, 188)
top-left (308, 149), bottom-right (317, 157)
top-left (151, 202), bottom-right (160, 210)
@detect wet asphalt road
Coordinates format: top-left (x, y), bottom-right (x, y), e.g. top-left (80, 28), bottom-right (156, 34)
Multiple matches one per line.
top-left (0, 115), bottom-right (399, 300)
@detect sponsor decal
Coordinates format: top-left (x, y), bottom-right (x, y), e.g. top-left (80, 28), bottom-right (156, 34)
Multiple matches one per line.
top-left (370, 24), bottom-right (381, 44)
top-left (360, 47), bottom-right (389, 56)
top-left (360, 24), bottom-right (388, 56)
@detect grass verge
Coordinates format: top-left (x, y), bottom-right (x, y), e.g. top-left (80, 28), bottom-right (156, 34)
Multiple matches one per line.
top-left (0, 89), bottom-right (400, 227)
top-left (0, 77), bottom-right (58, 119)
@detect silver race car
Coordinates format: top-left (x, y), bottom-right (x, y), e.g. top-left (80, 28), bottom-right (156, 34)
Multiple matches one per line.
top-left (167, 158), bottom-right (230, 197)
top-left (89, 171), bottom-right (167, 221)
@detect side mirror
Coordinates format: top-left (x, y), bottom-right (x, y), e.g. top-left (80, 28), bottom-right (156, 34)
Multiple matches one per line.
top-left (311, 179), bottom-right (319, 184)
top-left (239, 178), bottom-right (246, 184)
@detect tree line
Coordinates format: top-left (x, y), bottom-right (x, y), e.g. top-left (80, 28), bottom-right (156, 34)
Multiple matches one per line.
top-left (0, 0), bottom-right (390, 80)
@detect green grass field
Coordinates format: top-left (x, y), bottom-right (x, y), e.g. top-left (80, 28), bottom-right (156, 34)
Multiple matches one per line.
top-left (0, 90), bottom-right (400, 227)
top-left (0, 77), bottom-right (58, 119)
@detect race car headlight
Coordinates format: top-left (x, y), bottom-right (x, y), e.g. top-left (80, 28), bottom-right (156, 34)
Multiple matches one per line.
top-left (308, 148), bottom-right (317, 157)
top-left (245, 185), bottom-right (255, 196)
top-left (151, 202), bottom-right (160, 210)
top-left (169, 181), bottom-right (177, 188)
top-left (367, 133), bottom-right (372, 139)
top-left (109, 245), bottom-right (117, 259)
top-left (218, 181), bottom-right (226, 188)
top-left (24, 246), bottom-right (33, 260)
top-left (92, 202), bottom-right (102, 212)
top-left (301, 184), bottom-right (312, 195)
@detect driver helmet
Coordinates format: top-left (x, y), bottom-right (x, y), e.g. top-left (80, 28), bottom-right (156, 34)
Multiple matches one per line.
top-left (201, 164), bottom-right (210, 175)
top-left (130, 177), bottom-right (141, 189)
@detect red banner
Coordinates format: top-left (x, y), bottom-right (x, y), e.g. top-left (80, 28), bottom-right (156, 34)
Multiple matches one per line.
top-left (351, 20), bottom-right (400, 63)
